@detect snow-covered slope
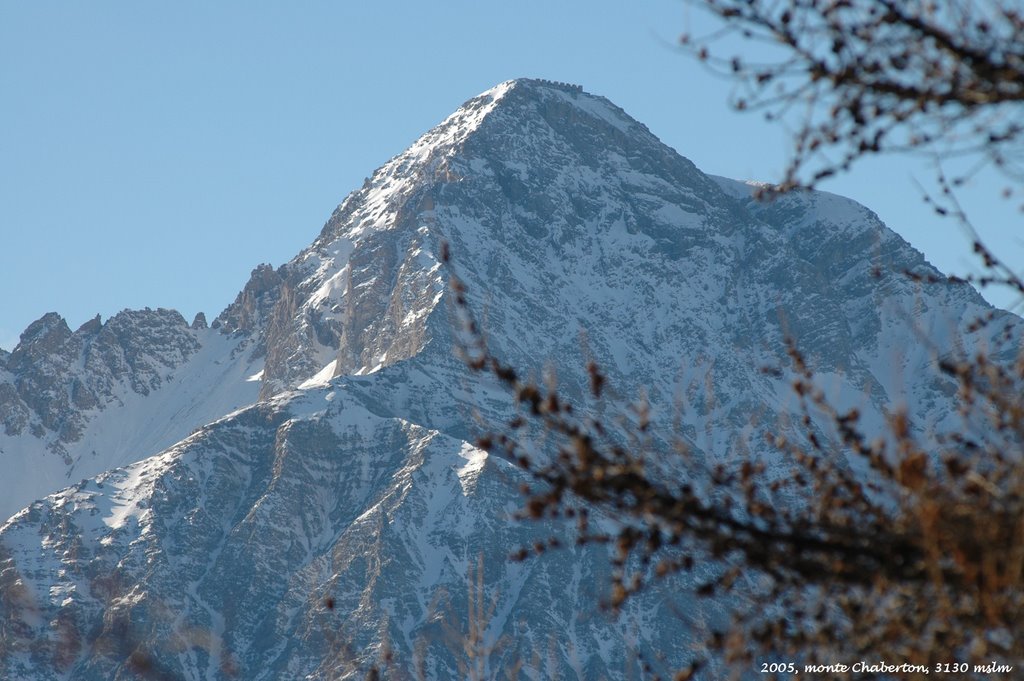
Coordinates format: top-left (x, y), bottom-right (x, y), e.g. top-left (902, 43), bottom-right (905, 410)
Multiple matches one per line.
top-left (1, 385), bottom-right (706, 679)
top-left (0, 309), bottom-right (262, 521)
top-left (1, 78), bottom-right (1020, 679)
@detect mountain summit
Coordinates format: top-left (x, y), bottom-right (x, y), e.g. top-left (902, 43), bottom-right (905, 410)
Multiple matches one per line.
top-left (220, 77), bottom-right (729, 399)
top-left (1, 80), bottom-right (1018, 679)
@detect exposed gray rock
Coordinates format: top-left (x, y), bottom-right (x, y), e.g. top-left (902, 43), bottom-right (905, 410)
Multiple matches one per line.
top-left (215, 263), bottom-right (284, 338)
top-left (0, 309), bottom-right (198, 440)
top-left (0, 306), bottom-right (261, 519)
top-left (75, 314), bottom-right (102, 336)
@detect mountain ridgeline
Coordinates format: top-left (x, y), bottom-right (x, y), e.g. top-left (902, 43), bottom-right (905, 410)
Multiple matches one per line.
top-left (0, 79), bottom-right (1017, 679)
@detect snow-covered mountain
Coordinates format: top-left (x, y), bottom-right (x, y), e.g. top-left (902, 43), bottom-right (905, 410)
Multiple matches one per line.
top-left (1, 78), bottom-right (1018, 679)
top-left (0, 309), bottom-right (263, 522)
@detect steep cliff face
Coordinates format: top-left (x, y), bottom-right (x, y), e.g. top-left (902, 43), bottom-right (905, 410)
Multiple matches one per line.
top-left (1, 79), bottom-right (1019, 679)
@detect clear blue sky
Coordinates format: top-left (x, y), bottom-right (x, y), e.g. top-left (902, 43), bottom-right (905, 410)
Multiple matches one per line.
top-left (2, 1), bottom-right (1019, 350)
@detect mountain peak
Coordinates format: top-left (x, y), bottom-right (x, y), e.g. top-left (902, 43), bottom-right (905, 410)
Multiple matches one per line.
top-left (312, 79), bottom-right (693, 245)
top-left (345, 79), bottom-right (646, 192)
top-left (504, 77), bottom-right (584, 92)
top-left (468, 77), bottom-right (644, 139)
top-left (9, 312), bottom-right (71, 363)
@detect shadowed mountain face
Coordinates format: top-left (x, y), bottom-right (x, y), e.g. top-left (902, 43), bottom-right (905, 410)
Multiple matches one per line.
top-left (1, 79), bottom-right (1018, 679)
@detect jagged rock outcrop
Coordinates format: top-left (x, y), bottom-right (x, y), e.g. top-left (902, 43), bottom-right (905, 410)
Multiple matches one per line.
top-left (215, 263), bottom-right (284, 337)
top-left (0, 309), bottom-right (201, 442)
top-left (0, 308), bottom-right (261, 520)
